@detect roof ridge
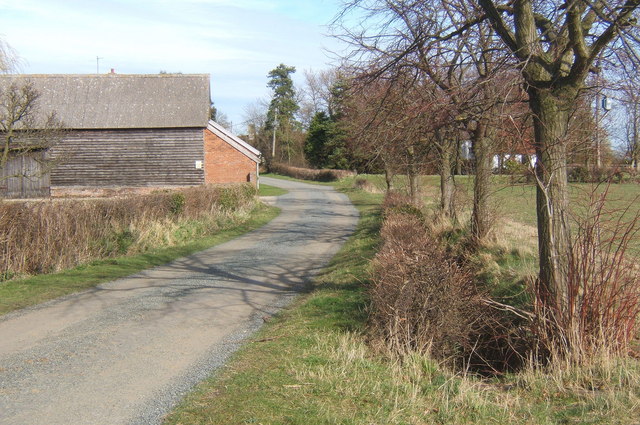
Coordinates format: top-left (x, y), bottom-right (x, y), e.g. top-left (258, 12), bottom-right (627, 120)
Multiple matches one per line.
top-left (0, 73), bottom-right (210, 78)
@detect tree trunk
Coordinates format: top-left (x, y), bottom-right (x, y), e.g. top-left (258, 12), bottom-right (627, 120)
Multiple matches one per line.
top-left (384, 167), bottom-right (394, 192)
top-left (632, 107), bottom-right (640, 173)
top-left (471, 120), bottom-right (494, 242)
top-left (529, 87), bottom-right (574, 313)
top-left (408, 173), bottom-right (418, 202)
top-left (455, 139), bottom-right (462, 175)
top-left (407, 146), bottom-right (419, 202)
top-left (437, 136), bottom-right (456, 220)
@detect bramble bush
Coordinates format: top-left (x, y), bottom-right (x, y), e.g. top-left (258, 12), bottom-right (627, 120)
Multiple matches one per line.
top-left (370, 193), bottom-right (527, 373)
top-left (532, 184), bottom-right (640, 364)
top-left (371, 185), bottom-right (640, 372)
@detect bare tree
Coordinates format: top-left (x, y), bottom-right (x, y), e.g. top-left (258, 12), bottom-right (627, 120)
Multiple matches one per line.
top-left (214, 110), bottom-right (233, 130)
top-left (343, 69), bottom-right (434, 199)
top-left (0, 40), bottom-right (20, 74)
top-left (476, 0), bottom-right (640, 313)
top-left (334, 1), bottom-right (460, 212)
top-left (0, 81), bottom-right (65, 195)
top-left (241, 99), bottom-right (270, 155)
top-left (0, 43), bottom-right (64, 198)
top-left (335, 0), bottom-right (640, 323)
top-left (333, 0), bottom-right (518, 237)
top-left (451, 3), bottom-right (519, 241)
top-left (301, 69), bottom-right (336, 114)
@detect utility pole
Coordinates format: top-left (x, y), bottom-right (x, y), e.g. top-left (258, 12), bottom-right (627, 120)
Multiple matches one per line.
top-left (96, 56), bottom-right (103, 74)
top-left (594, 53), bottom-right (611, 170)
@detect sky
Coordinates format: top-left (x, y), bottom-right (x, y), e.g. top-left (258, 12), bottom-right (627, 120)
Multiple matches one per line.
top-left (0, 0), bottom-right (347, 132)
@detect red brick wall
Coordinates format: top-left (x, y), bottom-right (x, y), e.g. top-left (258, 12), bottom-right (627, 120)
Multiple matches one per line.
top-left (204, 129), bottom-right (257, 186)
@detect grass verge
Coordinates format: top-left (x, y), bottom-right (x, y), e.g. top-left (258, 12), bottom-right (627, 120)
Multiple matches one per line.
top-left (0, 203), bottom-right (280, 316)
top-left (164, 176), bottom-right (640, 425)
top-left (258, 183), bottom-right (288, 197)
top-left (163, 183), bottom-right (383, 425)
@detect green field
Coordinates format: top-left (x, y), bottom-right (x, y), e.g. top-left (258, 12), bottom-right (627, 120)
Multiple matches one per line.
top-left (349, 174), bottom-right (640, 226)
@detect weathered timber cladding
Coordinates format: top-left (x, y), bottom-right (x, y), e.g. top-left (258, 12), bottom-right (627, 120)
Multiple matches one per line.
top-left (50, 128), bottom-right (204, 187)
top-left (0, 151), bottom-right (50, 198)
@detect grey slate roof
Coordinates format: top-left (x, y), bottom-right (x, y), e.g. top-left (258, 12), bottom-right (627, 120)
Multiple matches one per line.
top-left (0, 74), bottom-right (211, 129)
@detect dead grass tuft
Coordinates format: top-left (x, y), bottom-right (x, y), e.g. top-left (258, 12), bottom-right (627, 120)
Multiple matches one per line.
top-left (353, 177), bottom-right (384, 193)
top-left (487, 219), bottom-right (538, 257)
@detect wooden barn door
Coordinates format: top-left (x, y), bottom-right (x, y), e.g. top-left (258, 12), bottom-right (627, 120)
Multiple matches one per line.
top-left (0, 151), bottom-right (50, 198)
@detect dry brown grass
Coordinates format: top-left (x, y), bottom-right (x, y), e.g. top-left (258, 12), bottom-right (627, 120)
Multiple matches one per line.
top-left (488, 219), bottom-right (538, 257)
top-left (294, 331), bottom-right (640, 424)
top-left (369, 194), bottom-right (528, 373)
top-left (0, 184), bottom-right (256, 279)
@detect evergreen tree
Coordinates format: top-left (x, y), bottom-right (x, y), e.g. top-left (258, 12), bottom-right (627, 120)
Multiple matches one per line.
top-left (304, 110), bottom-right (349, 170)
top-left (265, 64), bottom-right (301, 163)
top-left (304, 111), bottom-right (331, 167)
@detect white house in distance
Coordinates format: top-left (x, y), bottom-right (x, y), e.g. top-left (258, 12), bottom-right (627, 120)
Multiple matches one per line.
top-left (460, 140), bottom-right (537, 171)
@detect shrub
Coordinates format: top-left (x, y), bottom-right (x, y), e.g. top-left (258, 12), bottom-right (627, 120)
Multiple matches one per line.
top-left (568, 166), bottom-right (591, 183)
top-left (269, 162), bottom-right (356, 182)
top-left (353, 178), bottom-right (382, 194)
top-left (568, 166), bottom-right (627, 184)
top-left (169, 192), bottom-right (185, 215)
top-left (0, 184), bottom-right (256, 279)
top-left (381, 192), bottom-right (424, 221)
top-left (503, 158), bottom-right (527, 175)
top-left (115, 230), bottom-right (135, 254)
top-left (369, 194), bottom-right (527, 373)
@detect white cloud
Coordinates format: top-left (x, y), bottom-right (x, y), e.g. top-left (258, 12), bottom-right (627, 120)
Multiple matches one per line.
top-left (0, 0), bottom-right (343, 126)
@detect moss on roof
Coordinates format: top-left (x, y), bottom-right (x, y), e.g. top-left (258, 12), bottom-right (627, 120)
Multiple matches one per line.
top-left (0, 74), bottom-right (211, 129)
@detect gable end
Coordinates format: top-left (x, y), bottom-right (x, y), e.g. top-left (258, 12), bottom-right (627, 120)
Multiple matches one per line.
top-left (206, 121), bottom-right (261, 164)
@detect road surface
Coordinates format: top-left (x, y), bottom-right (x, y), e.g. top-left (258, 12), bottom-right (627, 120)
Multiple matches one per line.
top-left (0, 177), bottom-right (359, 425)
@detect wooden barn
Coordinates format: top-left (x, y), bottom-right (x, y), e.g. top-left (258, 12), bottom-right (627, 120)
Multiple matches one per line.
top-left (0, 74), bottom-right (260, 198)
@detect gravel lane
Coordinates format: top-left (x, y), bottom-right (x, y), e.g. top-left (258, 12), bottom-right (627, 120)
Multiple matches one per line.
top-left (0, 177), bottom-right (359, 425)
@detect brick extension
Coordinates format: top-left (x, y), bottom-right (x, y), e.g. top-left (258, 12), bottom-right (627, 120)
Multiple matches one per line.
top-left (204, 123), bottom-right (260, 186)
